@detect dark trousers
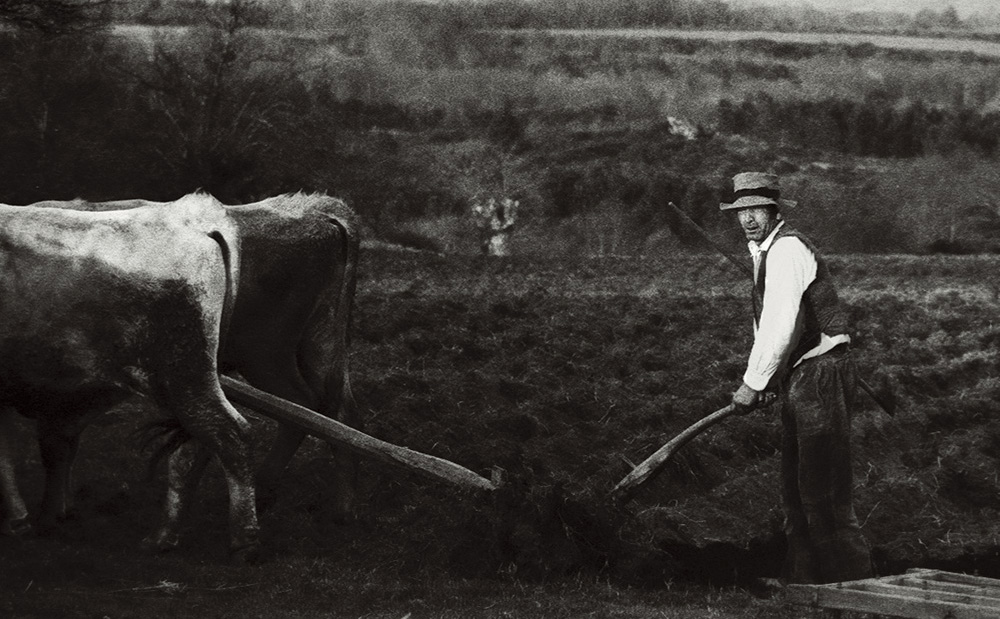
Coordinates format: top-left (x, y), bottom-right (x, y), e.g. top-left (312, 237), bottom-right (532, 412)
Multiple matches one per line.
top-left (779, 349), bottom-right (873, 584)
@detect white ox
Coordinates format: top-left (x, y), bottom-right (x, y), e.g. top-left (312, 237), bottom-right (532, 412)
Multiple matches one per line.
top-left (0, 193), bottom-right (261, 559)
top-left (0, 193), bottom-right (363, 556)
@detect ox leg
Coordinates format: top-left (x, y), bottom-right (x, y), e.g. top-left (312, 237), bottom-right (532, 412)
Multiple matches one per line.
top-left (257, 425), bottom-right (307, 511)
top-left (36, 417), bottom-right (81, 532)
top-left (261, 422), bottom-right (358, 524)
top-left (144, 440), bottom-right (211, 553)
top-left (327, 388), bottom-right (360, 524)
top-left (328, 441), bottom-right (359, 524)
top-left (256, 396), bottom-right (359, 524)
top-left (235, 361), bottom-right (313, 512)
top-left (172, 395), bottom-right (260, 562)
top-left (237, 357), bottom-right (359, 523)
top-left (0, 406), bottom-right (31, 536)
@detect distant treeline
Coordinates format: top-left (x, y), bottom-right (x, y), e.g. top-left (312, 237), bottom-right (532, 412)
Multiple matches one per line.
top-left (718, 94), bottom-right (1000, 158)
top-left (0, 30), bottom-right (339, 205)
top-left (114, 0), bottom-right (999, 35)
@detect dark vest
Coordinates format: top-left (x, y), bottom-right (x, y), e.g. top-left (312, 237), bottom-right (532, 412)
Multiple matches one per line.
top-left (752, 226), bottom-right (849, 367)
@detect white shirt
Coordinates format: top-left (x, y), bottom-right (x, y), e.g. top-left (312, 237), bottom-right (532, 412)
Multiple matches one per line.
top-left (743, 222), bottom-right (851, 391)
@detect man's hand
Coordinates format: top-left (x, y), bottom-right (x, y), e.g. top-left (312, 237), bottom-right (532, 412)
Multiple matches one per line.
top-left (732, 382), bottom-right (760, 415)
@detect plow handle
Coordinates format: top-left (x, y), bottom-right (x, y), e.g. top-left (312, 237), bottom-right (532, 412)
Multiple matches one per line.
top-left (611, 403), bottom-right (739, 502)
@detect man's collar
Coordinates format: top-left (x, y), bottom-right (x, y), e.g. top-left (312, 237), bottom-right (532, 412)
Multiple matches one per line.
top-left (748, 220), bottom-right (785, 256)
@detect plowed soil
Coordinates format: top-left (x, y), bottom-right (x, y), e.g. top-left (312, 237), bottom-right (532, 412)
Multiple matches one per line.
top-left (2, 248), bottom-right (999, 617)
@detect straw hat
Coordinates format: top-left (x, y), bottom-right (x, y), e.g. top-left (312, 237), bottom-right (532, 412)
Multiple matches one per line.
top-left (719, 172), bottom-right (798, 211)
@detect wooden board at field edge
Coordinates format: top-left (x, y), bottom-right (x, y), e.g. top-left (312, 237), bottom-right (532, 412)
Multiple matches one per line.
top-left (786, 568), bottom-right (1000, 618)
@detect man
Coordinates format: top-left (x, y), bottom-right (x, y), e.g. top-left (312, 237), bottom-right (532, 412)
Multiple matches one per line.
top-left (722, 172), bottom-right (872, 584)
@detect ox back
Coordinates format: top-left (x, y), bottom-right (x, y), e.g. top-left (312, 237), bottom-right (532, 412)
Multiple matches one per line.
top-left (0, 195), bottom-right (261, 559)
top-left (0, 199), bottom-right (232, 410)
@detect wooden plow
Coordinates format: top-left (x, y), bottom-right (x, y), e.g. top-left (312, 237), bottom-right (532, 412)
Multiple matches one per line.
top-left (219, 375), bottom-right (497, 493)
top-left (611, 395), bottom-right (775, 502)
top-left (786, 568), bottom-right (1000, 618)
top-left (612, 403), bottom-right (739, 502)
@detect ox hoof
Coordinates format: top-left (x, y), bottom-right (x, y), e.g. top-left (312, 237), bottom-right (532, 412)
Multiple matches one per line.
top-left (229, 542), bottom-right (262, 565)
top-left (1, 518), bottom-right (32, 537)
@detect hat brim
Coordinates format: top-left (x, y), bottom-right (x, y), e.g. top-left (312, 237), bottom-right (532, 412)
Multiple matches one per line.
top-left (720, 196), bottom-right (797, 211)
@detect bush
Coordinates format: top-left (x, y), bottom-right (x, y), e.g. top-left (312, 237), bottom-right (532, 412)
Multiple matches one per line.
top-left (715, 94), bottom-right (1000, 159)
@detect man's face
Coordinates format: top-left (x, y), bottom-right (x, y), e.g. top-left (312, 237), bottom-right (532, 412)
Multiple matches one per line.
top-left (736, 206), bottom-right (779, 243)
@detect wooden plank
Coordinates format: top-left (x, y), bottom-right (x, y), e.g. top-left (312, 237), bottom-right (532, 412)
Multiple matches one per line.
top-left (786, 584), bottom-right (1000, 619)
top-left (906, 569), bottom-right (1000, 590)
top-left (854, 582), bottom-right (1000, 609)
top-left (895, 576), bottom-right (997, 597)
top-left (219, 375), bottom-right (497, 492)
top-left (788, 571), bottom-right (1000, 618)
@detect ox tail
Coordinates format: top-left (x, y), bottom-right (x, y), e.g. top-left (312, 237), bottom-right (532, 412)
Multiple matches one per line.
top-left (136, 419), bottom-right (193, 480)
top-left (207, 230), bottom-right (238, 359)
top-left (327, 208), bottom-right (362, 428)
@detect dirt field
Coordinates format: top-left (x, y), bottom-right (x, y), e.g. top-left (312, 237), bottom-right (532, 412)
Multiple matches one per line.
top-left (2, 247), bottom-right (999, 618)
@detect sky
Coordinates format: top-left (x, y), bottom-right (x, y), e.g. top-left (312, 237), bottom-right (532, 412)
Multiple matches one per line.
top-left (746, 0), bottom-right (997, 19)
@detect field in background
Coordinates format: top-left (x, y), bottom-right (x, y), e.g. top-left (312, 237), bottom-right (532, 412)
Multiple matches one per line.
top-left (530, 27), bottom-right (1000, 57)
top-left (317, 25), bottom-right (1000, 126)
top-left (2, 250), bottom-right (998, 617)
top-left (278, 25), bottom-right (1000, 254)
top-left (5, 14), bottom-right (1000, 255)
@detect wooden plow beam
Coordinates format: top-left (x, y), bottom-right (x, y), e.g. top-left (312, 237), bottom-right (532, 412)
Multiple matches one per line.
top-left (219, 375), bottom-right (497, 493)
top-left (611, 394), bottom-right (775, 502)
top-left (612, 403), bottom-right (738, 502)
top-left (786, 568), bottom-right (1000, 618)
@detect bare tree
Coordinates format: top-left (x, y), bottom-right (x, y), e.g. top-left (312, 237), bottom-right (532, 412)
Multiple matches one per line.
top-left (128, 0), bottom-right (304, 196)
top-left (471, 196), bottom-right (518, 256)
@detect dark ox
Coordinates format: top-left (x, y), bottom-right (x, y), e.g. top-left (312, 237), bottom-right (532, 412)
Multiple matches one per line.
top-left (0, 193), bottom-right (260, 558)
top-left (220, 193), bottom-right (361, 518)
top-left (0, 192), bottom-right (361, 551)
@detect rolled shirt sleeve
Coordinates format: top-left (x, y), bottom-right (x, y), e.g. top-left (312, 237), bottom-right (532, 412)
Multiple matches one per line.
top-left (742, 236), bottom-right (817, 391)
